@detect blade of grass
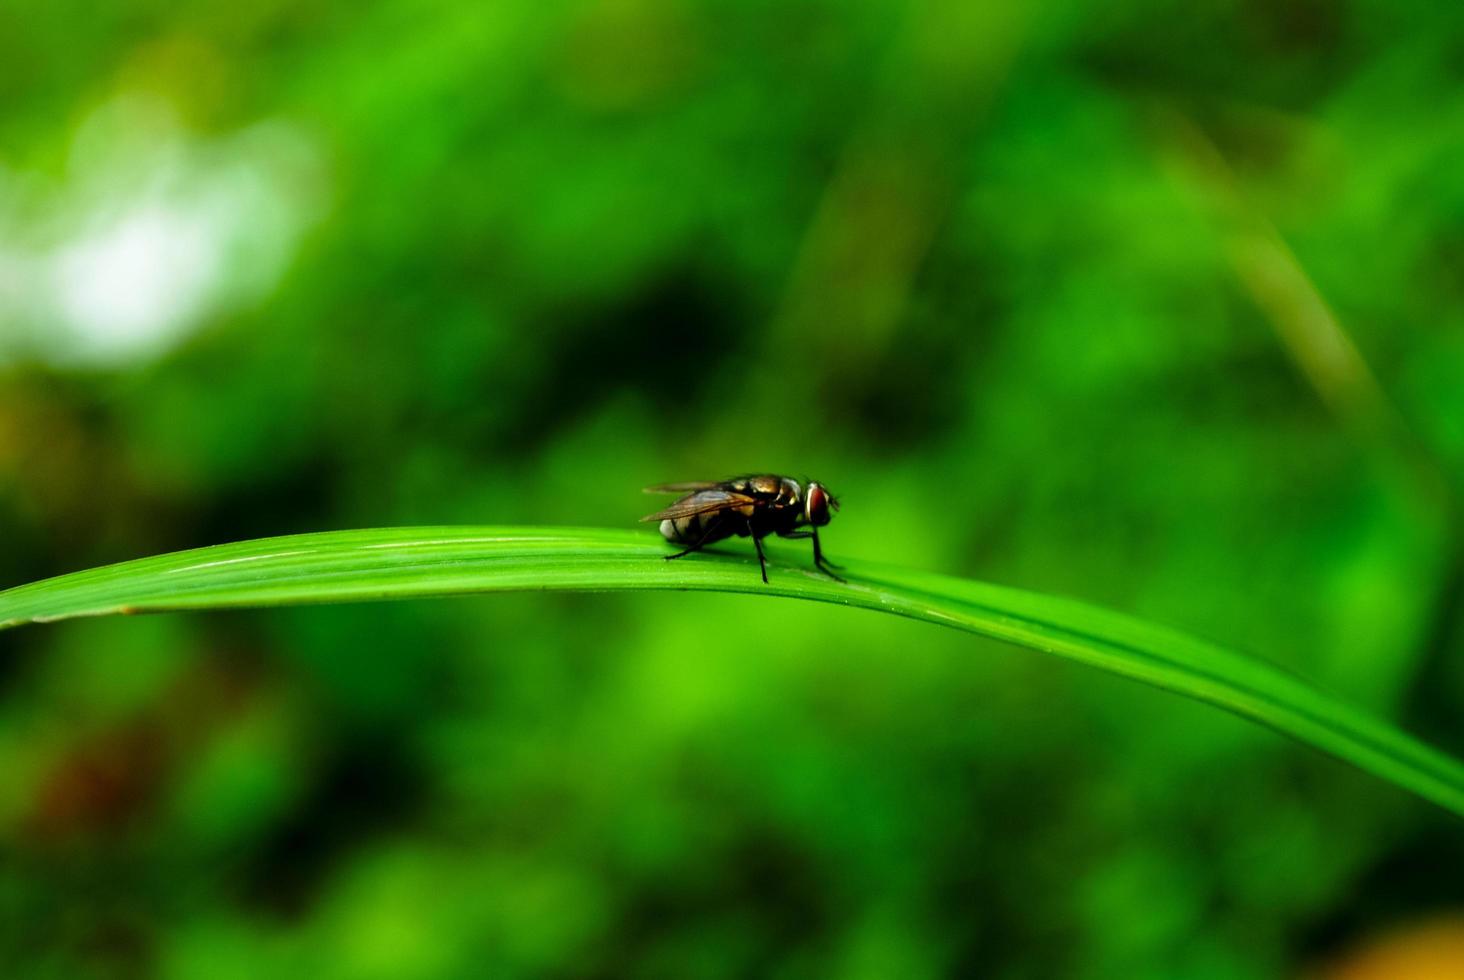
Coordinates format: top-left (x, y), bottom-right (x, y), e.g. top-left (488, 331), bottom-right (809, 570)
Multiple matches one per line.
top-left (3, 526), bottom-right (1462, 817)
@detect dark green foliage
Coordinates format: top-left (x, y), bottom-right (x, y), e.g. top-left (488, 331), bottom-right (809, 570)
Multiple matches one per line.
top-left (4, 0), bottom-right (1464, 976)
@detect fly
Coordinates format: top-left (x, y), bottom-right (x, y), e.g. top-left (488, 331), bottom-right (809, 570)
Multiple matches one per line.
top-left (641, 474), bottom-right (843, 584)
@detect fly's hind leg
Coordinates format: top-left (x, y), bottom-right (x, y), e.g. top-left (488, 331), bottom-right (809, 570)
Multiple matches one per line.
top-left (663, 521), bottom-right (714, 561)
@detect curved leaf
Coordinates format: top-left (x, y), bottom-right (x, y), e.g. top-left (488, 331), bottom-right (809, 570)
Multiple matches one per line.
top-left (3, 526), bottom-right (1462, 817)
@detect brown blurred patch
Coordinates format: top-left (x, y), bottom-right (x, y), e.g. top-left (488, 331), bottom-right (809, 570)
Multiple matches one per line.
top-left (25, 719), bottom-right (168, 841)
top-left (0, 373), bottom-right (194, 581)
top-left (1311, 915), bottom-right (1464, 980)
top-left (18, 642), bottom-right (271, 845)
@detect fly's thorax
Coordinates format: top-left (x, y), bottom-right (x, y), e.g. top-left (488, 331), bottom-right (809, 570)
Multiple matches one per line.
top-left (742, 475), bottom-right (783, 496)
top-left (744, 476), bottom-right (804, 528)
top-left (731, 474), bottom-right (801, 505)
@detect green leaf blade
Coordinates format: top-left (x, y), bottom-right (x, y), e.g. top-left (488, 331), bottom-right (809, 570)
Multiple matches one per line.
top-left (4, 526), bottom-right (1462, 818)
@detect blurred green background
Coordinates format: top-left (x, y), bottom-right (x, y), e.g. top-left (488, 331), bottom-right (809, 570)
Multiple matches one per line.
top-left (4, 0), bottom-right (1464, 977)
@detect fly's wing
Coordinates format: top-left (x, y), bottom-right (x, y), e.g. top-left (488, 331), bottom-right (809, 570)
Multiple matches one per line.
top-left (642, 481), bottom-right (722, 494)
top-left (640, 489), bottom-right (755, 522)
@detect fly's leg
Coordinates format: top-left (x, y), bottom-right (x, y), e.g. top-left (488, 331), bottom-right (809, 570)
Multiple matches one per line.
top-left (775, 529), bottom-right (844, 582)
top-left (663, 522), bottom-right (715, 561)
top-left (775, 528), bottom-right (845, 581)
top-left (749, 521), bottom-right (770, 584)
top-left (812, 528), bottom-right (845, 582)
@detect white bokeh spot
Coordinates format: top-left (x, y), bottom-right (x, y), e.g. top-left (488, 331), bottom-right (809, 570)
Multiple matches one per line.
top-left (0, 95), bottom-right (327, 368)
top-left (52, 202), bottom-right (220, 361)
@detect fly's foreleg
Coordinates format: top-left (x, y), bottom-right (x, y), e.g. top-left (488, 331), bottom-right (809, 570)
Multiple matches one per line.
top-left (775, 528), bottom-right (844, 582)
top-left (812, 528), bottom-right (845, 582)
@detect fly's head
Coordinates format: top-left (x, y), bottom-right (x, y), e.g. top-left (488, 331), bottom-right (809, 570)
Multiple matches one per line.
top-left (804, 481), bottom-right (838, 527)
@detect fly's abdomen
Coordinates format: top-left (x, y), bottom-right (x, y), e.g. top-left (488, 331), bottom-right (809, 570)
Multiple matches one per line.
top-left (660, 514), bottom-right (702, 543)
top-left (661, 512), bottom-right (728, 544)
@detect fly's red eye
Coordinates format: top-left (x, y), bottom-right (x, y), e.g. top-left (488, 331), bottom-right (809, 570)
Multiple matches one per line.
top-left (806, 483), bottom-right (832, 526)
